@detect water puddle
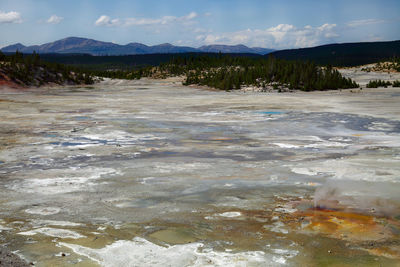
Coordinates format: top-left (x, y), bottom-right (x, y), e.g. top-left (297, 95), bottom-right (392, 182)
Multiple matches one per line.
top-left (256, 111), bottom-right (285, 115)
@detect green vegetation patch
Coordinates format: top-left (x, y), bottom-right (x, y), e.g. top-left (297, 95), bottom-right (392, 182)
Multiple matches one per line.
top-left (162, 55), bottom-right (359, 91)
top-left (366, 80), bottom-right (393, 88)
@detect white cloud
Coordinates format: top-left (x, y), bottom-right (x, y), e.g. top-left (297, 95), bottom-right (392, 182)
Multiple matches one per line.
top-left (125, 17), bottom-right (170, 26)
top-left (95, 15), bottom-right (121, 26)
top-left (196, 23), bottom-right (339, 49)
top-left (0, 10), bottom-right (22, 24)
top-left (184, 12), bottom-right (197, 20)
top-left (346, 19), bottom-right (385, 28)
top-left (95, 12), bottom-right (197, 27)
top-left (46, 15), bottom-right (63, 24)
top-left (318, 23), bottom-right (339, 38)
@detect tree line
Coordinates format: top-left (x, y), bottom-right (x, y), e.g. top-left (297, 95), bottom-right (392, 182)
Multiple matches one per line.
top-left (159, 54), bottom-right (359, 91)
top-left (367, 79), bottom-right (400, 88)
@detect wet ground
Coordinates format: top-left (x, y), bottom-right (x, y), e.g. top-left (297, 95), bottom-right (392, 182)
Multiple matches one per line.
top-left (0, 78), bottom-right (400, 266)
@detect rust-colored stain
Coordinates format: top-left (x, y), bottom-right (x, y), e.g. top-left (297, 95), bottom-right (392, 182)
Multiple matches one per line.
top-left (303, 209), bottom-right (381, 240)
top-left (294, 206), bottom-right (400, 259)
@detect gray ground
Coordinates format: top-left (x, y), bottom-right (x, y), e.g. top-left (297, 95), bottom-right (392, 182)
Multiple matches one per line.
top-left (338, 65), bottom-right (400, 87)
top-left (0, 246), bottom-right (30, 267)
top-left (0, 77), bottom-right (399, 266)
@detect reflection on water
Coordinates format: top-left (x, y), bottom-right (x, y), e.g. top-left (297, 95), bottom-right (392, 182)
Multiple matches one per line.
top-left (0, 80), bottom-right (399, 266)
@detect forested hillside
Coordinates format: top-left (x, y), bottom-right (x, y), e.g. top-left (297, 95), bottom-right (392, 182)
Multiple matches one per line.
top-left (0, 51), bottom-right (94, 87)
top-left (37, 52), bottom-right (261, 70)
top-left (270, 40), bottom-right (400, 66)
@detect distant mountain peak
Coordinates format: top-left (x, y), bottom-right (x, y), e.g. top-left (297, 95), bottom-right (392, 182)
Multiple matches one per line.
top-left (13, 43), bottom-right (25, 47)
top-left (61, 36), bottom-right (90, 41)
top-left (2, 43), bottom-right (26, 51)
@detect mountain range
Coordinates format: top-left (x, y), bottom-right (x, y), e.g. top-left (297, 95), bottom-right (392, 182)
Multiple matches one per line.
top-left (3, 37), bottom-right (398, 67)
top-left (1, 37), bottom-right (274, 55)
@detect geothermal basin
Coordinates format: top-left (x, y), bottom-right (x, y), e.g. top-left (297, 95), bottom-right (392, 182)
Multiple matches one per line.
top-left (0, 78), bottom-right (400, 266)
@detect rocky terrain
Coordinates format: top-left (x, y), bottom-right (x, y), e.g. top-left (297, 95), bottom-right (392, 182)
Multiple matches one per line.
top-left (0, 246), bottom-right (30, 267)
top-left (0, 52), bottom-right (95, 88)
top-left (338, 63), bottom-right (400, 87)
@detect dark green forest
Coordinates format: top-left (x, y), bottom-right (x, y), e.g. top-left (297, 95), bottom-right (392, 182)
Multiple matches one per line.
top-left (367, 79), bottom-right (400, 88)
top-left (159, 54), bottom-right (359, 91)
top-left (23, 52), bottom-right (260, 70)
top-left (270, 40), bottom-right (400, 66)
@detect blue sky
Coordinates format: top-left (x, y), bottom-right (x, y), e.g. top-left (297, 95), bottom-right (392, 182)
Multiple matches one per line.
top-left (0, 0), bottom-right (399, 49)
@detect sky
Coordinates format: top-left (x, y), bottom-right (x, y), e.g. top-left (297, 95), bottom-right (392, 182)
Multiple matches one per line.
top-left (0, 0), bottom-right (399, 49)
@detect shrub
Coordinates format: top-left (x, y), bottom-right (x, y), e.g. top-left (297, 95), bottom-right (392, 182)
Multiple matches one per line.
top-left (392, 80), bottom-right (400, 87)
top-left (366, 79), bottom-right (392, 88)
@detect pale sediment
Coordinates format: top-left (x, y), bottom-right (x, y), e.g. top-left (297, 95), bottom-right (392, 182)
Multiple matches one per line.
top-left (0, 77), bottom-right (399, 266)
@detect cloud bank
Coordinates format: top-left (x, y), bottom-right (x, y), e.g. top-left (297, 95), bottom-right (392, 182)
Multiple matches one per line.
top-left (346, 19), bottom-right (385, 28)
top-left (0, 10), bottom-right (22, 24)
top-left (46, 15), bottom-right (63, 24)
top-left (196, 23), bottom-right (339, 48)
top-left (95, 12), bottom-right (198, 27)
